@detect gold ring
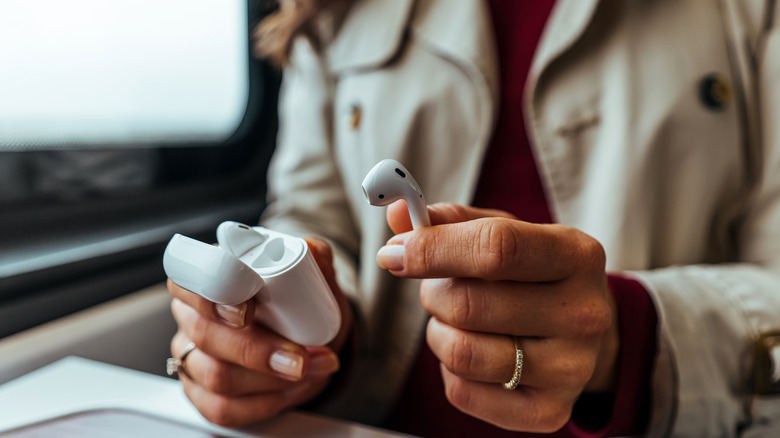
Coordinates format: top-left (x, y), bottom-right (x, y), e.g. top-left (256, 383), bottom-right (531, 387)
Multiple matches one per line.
top-left (503, 337), bottom-right (523, 390)
top-left (166, 342), bottom-right (197, 379)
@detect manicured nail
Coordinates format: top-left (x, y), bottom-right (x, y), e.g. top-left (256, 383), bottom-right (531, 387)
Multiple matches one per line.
top-left (215, 304), bottom-right (247, 328)
top-left (377, 245), bottom-right (405, 271)
top-left (308, 352), bottom-right (340, 377)
top-left (270, 350), bottom-right (304, 380)
top-left (387, 231), bottom-right (411, 245)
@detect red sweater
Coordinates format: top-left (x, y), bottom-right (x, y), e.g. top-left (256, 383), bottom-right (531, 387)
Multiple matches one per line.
top-left (382, 1), bottom-right (658, 436)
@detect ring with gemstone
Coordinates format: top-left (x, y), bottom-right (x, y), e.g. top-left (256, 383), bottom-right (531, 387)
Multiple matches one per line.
top-left (167, 342), bottom-right (197, 379)
top-left (503, 337), bottom-right (523, 390)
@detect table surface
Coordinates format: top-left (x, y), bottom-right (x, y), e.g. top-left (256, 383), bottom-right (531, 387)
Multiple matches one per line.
top-left (0, 357), bottom-right (410, 438)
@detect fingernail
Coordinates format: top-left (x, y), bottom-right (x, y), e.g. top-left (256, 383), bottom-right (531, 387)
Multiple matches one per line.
top-left (377, 245), bottom-right (405, 271)
top-left (215, 304), bottom-right (247, 328)
top-left (308, 352), bottom-right (340, 377)
top-left (270, 350), bottom-right (304, 380)
top-left (387, 231), bottom-right (411, 245)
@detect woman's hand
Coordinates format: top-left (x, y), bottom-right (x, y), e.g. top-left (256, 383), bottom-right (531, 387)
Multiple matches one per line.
top-left (168, 237), bottom-right (353, 427)
top-left (381, 202), bottom-right (619, 433)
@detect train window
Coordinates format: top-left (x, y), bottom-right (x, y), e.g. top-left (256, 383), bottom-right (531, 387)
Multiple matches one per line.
top-left (0, 0), bottom-right (248, 151)
top-left (0, 0), bottom-right (280, 337)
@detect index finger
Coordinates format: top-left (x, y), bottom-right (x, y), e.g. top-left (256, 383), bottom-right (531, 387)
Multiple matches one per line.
top-left (379, 219), bottom-right (601, 282)
top-left (386, 201), bottom-right (517, 234)
top-left (171, 298), bottom-right (308, 381)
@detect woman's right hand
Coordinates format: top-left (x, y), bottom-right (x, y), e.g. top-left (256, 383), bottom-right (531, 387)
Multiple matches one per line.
top-left (168, 237), bottom-right (354, 427)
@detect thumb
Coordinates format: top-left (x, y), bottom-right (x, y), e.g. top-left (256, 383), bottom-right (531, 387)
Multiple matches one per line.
top-left (386, 201), bottom-right (517, 234)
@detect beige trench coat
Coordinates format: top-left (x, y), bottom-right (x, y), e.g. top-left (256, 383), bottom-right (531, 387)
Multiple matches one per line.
top-left (261, 0), bottom-right (780, 435)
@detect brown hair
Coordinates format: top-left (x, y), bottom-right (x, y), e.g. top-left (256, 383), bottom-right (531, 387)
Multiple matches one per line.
top-left (253, 0), bottom-right (351, 66)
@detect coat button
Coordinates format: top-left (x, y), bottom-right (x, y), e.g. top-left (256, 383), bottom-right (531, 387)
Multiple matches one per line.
top-left (698, 73), bottom-right (731, 111)
top-left (349, 104), bottom-right (362, 130)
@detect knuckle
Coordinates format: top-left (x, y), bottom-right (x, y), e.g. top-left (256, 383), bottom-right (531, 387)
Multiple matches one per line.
top-left (445, 331), bottom-right (476, 376)
top-left (518, 398), bottom-right (572, 433)
top-left (170, 331), bottom-right (191, 357)
top-left (238, 334), bottom-right (264, 371)
top-left (533, 402), bottom-right (572, 433)
top-left (554, 354), bottom-right (596, 388)
top-left (552, 226), bottom-right (581, 263)
top-left (573, 232), bottom-right (606, 272)
top-left (170, 331), bottom-right (183, 355)
top-left (447, 203), bottom-right (473, 223)
top-left (255, 399), bottom-right (286, 420)
top-left (443, 375), bottom-right (473, 412)
top-left (201, 360), bottom-right (233, 394)
top-left (568, 300), bottom-right (612, 337)
top-left (474, 219), bottom-right (520, 278)
top-left (448, 281), bottom-right (477, 328)
top-left (549, 226), bottom-right (606, 276)
top-left (435, 202), bottom-right (472, 223)
top-left (419, 278), bottom-right (446, 314)
top-left (408, 233), bottom-right (430, 272)
top-left (188, 315), bottom-right (212, 347)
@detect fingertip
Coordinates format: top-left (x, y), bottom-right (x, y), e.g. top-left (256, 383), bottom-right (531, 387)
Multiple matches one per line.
top-left (307, 350), bottom-right (340, 377)
top-left (377, 244), bottom-right (405, 271)
top-left (304, 237), bottom-right (341, 296)
top-left (423, 316), bottom-right (449, 356)
top-left (386, 199), bottom-right (414, 234)
top-left (305, 237), bottom-right (332, 262)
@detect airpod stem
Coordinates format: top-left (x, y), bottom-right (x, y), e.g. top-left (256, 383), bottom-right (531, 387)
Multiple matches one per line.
top-left (407, 196), bottom-right (431, 229)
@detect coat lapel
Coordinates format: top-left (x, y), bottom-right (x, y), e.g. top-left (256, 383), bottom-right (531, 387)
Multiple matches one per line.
top-left (325, 0), bottom-right (499, 206)
top-left (527, 0), bottom-right (601, 91)
top-left (409, 0), bottom-right (499, 105)
top-left (325, 0), bottom-right (415, 73)
top-left (523, 0), bottom-right (601, 221)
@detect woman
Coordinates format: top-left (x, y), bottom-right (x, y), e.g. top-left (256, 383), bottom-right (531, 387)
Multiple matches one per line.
top-left (168, 0), bottom-right (780, 436)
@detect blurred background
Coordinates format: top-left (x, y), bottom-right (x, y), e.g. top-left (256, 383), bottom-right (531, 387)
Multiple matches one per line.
top-left (0, 0), bottom-right (279, 368)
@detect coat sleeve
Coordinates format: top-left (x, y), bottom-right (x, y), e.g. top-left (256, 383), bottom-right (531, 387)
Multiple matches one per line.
top-left (634, 3), bottom-right (780, 436)
top-left (260, 39), bottom-right (360, 299)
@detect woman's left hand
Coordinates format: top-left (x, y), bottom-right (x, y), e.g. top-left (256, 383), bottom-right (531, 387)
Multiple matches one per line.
top-left (380, 202), bottom-right (619, 433)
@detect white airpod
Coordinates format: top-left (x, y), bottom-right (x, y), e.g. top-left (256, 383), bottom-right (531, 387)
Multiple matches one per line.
top-left (362, 159), bottom-right (431, 229)
top-left (164, 234), bottom-right (264, 305)
top-left (163, 222), bottom-right (341, 346)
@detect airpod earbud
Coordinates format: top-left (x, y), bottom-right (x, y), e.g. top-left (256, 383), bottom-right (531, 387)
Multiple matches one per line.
top-left (362, 159), bottom-right (431, 229)
top-left (217, 221), bottom-right (267, 257)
